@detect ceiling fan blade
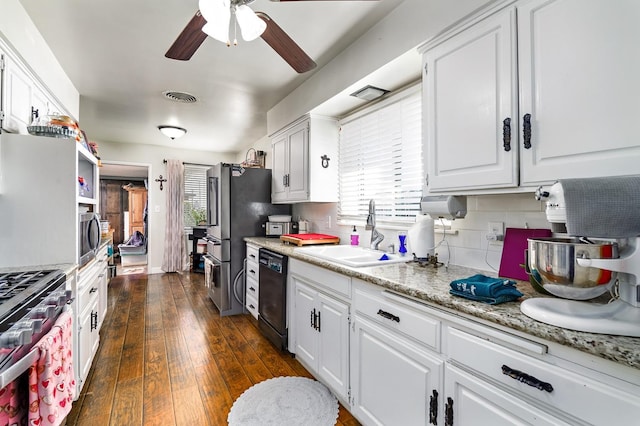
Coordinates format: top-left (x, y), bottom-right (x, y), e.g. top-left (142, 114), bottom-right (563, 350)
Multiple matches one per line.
top-left (256, 12), bottom-right (317, 73)
top-left (165, 11), bottom-right (208, 60)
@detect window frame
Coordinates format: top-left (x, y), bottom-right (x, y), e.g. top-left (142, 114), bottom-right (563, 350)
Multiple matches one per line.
top-left (337, 84), bottom-right (423, 227)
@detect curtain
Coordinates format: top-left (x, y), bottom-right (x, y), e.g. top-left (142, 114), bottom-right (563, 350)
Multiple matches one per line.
top-left (162, 159), bottom-right (188, 272)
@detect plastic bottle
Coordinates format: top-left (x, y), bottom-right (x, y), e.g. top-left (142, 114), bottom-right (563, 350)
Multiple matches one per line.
top-left (350, 226), bottom-right (360, 246)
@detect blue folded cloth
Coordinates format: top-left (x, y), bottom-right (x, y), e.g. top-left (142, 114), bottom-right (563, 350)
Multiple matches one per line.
top-left (449, 274), bottom-right (523, 305)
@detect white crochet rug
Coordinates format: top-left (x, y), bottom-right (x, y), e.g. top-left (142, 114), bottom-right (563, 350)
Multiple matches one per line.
top-left (227, 377), bottom-right (339, 426)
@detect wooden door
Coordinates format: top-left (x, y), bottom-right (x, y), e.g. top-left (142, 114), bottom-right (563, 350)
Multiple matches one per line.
top-left (127, 188), bottom-right (147, 237)
top-left (99, 180), bottom-right (125, 246)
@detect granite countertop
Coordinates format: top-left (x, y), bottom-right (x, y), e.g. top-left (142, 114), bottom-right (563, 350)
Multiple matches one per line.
top-left (246, 237), bottom-right (640, 370)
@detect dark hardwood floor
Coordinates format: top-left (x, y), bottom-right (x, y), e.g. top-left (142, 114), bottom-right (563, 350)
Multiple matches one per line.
top-left (67, 271), bottom-right (360, 426)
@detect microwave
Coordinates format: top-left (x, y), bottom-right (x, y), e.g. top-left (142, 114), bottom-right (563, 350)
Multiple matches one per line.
top-left (79, 212), bottom-right (101, 267)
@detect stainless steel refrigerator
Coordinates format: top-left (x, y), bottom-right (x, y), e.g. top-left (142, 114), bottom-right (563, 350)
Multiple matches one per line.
top-left (204, 163), bottom-right (290, 316)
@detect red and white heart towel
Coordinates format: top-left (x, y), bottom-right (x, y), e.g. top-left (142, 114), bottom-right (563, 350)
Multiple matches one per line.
top-left (27, 310), bottom-right (76, 426)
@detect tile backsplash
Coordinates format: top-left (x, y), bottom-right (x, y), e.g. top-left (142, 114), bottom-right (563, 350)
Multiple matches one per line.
top-left (292, 193), bottom-right (548, 274)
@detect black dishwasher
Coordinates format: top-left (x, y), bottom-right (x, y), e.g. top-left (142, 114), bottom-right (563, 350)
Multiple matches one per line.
top-left (258, 248), bottom-right (288, 351)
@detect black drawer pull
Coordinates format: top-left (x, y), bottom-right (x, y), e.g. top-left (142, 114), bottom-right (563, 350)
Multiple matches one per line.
top-left (523, 113), bottom-right (532, 149)
top-left (429, 389), bottom-right (438, 425)
top-left (502, 117), bottom-right (511, 151)
top-left (501, 364), bottom-right (553, 393)
top-left (377, 309), bottom-right (400, 323)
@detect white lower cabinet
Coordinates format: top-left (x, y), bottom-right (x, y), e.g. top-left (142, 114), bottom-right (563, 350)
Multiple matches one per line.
top-left (245, 243), bottom-right (260, 319)
top-left (444, 363), bottom-right (570, 426)
top-left (75, 258), bottom-right (102, 396)
top-left (289, 260), bottom-right (351, 403)
top-left (351, 315), bottom-right (443, 426)
top-left (349, 278), bottom-right (640, 426)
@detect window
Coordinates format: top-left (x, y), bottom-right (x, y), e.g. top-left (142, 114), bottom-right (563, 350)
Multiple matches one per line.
top-left (183, 164), bottom-right (209, 228)
top-left (338, 85), bottom-right (423, 225)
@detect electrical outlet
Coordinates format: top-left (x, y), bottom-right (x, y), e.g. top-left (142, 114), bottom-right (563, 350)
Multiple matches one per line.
top-left (325, 215), bottom-right (332, 228)
top-left (486, 221), bottom-right (504, 242)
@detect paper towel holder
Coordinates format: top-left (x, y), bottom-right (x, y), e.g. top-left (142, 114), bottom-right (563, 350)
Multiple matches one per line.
top-left (420, 195), bottom-right (467, 219)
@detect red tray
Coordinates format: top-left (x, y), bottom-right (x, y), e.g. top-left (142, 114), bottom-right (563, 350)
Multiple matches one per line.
top-left (280, 233), bottom-right (340, 246)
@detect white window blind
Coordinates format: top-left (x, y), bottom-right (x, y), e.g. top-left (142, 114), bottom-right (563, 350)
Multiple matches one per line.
top-left (183, 164), bottom-right (209, 227)
top-left (338, 86), bottom-right (423, 225)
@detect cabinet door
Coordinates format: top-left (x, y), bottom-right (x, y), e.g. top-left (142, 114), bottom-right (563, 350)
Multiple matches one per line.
top-left (518, 0), bottom-right (640, 185)
top-left (97, 263), bottom-right (108, 330)
top-left (292, 279), bottom-right (319, 368)
top-left (444, 364), bottom-right (571, 426)
top-left (424, 7), bottom-right (518, 191)
top-left (3, 57), bottom-right (32, 133)
top-left (317, 292), bottom-right (350, 402)
top-left (271, 136), bottom-right (288, 202)
top-left (285, 120), bottom-right (309, 201)
top-left (351, 315), bottom-right (443, 426)
top-left (78, 299), bottom-right (100, 388)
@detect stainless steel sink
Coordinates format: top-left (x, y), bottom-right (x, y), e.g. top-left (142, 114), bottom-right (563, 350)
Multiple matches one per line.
top-left (295, 245), bottom-right (411, 267)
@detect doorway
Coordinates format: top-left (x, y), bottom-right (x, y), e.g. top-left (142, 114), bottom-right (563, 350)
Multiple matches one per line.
top-left (100, 161), bottom-right (150, 275)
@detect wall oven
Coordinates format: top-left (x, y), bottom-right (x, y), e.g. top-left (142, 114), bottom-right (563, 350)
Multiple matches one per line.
top-left (79, 212), bottom-right (100, 267)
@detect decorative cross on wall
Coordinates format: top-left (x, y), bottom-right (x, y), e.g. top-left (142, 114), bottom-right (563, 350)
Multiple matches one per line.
top-left (155, 175), bottom-right (167, 191)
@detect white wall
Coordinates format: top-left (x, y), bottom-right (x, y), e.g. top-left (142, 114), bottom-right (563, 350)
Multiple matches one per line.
top-left (291, 193), bottom-right (548, 273)
top-left (98, 140), bottom-right (235, 274)
top-left (0, 0), bottom-right (79, 119)
top-left (268, 0), bottom-right (495, 134)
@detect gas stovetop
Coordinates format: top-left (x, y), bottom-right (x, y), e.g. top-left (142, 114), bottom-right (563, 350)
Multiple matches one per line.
top-left (0, 270), bottom-right (66, 332)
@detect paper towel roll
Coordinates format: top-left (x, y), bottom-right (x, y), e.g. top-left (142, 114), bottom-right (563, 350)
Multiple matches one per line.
top-left (408, 214), bottom-right (435, 259)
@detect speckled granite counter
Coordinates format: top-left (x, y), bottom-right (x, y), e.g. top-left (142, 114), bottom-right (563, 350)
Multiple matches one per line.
top-left (246, 237), bottom-right (640, 370)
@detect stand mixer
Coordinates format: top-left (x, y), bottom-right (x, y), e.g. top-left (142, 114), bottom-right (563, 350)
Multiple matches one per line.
top-left (520, 176), bottom-right (640, 337)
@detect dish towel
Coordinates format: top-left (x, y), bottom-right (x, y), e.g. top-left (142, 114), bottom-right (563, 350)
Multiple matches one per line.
top-left (0, 375), bottom-right (27, 425)
top-left (28, 310), bottom-right (76, 426)
top-left (450, 274), bottom-right (523, 305)
top-left (560, 175), bottom-right (640, 238)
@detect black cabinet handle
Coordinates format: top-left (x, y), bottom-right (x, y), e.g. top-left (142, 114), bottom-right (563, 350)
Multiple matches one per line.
top-left (523, 113), bottom-right (532, 149)
top-left (249, 304), bottom-right (255, 310)
top-left (310, 309), bottom-right (314, 328)
top-left (377, 309), bottom-right (400, 323)
top-left (501, 364), bottom-right (553, 393)
top-left (444, 397), bottom-right (453, 426)
top-left (317, 311), bottom-right (321, 332)
top-left (429, 389), bottom-right (438, 425)
top-left (502, 117), bottom-right (511, 151)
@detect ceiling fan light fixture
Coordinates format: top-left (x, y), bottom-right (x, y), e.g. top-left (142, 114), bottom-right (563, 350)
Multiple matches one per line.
top-left (200, 0), bottom-right (231, 43)
top-left (350, 85), bottom-right (390, 101)
top-left (158, 125), bottom-right (187, 140)
top-left (235, 4), bottom-right (267, 41)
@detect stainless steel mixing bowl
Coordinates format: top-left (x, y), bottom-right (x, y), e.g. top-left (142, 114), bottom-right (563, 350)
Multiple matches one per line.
top-left (527, 237), bottom-right (618, 300)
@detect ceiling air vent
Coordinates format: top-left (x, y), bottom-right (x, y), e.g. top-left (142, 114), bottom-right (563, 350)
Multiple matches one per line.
top-left (162, 91), bottom-right (197, 103)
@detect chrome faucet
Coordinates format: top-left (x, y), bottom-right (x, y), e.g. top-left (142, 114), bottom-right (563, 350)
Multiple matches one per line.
top-left (365, 199), bottom-right (384, 250)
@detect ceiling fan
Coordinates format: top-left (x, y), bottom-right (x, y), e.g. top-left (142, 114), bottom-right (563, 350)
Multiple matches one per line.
top-left (165, 0), bottom-right (378, 74)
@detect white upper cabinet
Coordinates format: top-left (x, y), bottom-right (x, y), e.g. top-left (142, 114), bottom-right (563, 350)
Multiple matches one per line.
top-left (271, 115), bottom-right (338, 203)
top-left (423, 7), bottom-right (518, 191)
top-left (1, 49), bottom-right (66, 134)
top-left (517, 0), bottom-right (640, 185)
top-left (421, 0), bottom-right (640, 193)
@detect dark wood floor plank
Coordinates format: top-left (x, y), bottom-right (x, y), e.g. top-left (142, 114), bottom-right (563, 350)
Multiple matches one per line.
top-left (110, 377), bottom-right (143, 426)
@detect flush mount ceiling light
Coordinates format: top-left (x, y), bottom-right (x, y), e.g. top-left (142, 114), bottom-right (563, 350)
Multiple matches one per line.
top-left (350, 85), bottom-right (390, 101)
top-left (200, 0), bottom-right (266, 46)
top-left (158, 125), bottom-right (187, 140)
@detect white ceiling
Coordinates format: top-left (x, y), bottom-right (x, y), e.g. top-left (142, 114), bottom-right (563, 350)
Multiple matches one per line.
top-left (18, 0), bottom-right (412, 153)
